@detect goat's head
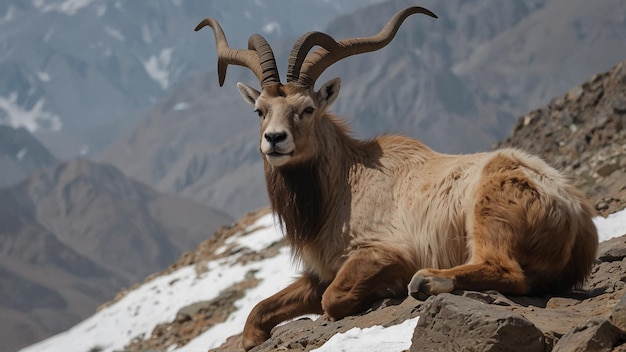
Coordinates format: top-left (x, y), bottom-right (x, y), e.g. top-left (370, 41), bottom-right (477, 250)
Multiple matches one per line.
top-left (195, 7), bottom-right (437, 168)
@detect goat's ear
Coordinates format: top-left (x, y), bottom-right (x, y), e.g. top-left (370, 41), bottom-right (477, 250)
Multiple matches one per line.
top-left (237, 82), bottom-right (261, 106)
top-left (317, 77), bottom-right (341, 109)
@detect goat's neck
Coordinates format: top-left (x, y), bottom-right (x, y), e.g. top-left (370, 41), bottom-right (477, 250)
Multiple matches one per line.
top-left (265, 114), bottom-right (366, 252)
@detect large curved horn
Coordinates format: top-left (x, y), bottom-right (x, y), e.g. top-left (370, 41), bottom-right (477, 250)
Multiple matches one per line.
top-left (287, 6), bottom-right (437, 87)
top-left (195, 18), bottom-right (281, 87)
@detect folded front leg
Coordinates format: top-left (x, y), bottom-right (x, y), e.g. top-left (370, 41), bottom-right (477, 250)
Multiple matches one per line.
top-left (242, 273), bottom-right (326, 351)
top-left (322, 248), bottom-right (413, 319)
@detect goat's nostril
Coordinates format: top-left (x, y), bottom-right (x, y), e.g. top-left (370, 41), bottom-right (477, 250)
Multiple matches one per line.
top-left (265, 132), bottom-right (287, 144)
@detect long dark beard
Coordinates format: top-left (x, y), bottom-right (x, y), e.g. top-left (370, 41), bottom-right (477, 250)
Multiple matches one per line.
top-left (265, 160), bottom-right (325, 256)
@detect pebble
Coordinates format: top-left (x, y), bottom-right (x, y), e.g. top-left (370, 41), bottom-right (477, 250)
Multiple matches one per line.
top-left (614, 98), bottom-right (626, 114)
top-left (596, 201), bottom-right (609, 211)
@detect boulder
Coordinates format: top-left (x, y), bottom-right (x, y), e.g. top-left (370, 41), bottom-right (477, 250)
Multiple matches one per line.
top-left (410, 293), bottom-right (545, 352)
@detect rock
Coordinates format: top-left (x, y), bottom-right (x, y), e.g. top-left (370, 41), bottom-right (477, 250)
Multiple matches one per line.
top-left (566, 86), bottom-right (584, 102)
top-left (552, 319), bottom-right (621, 352)
top-left (614, 98), bottom-right (626, 115)
top-left (596, 201), bottom-right (610, 212)
top-left (496, 61), bottom-right (626, 206)
top-left (612, 62), bottom-right (626, 85)
top-left (597, 163), bottom-right (620, 177)
top-left (598, 247), bottom-right (626, 263)
top-left (410, 293), bottom-right (545, 352)
top-left (610, 292), bottom-right (626, 332)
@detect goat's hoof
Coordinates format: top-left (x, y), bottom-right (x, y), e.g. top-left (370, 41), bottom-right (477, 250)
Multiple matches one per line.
top-left (242, 337), bottom-right (261, 352)
top-left (408, 274), bottom-right (454, 300)
top-left (242, 330), bottom-right (269, 351)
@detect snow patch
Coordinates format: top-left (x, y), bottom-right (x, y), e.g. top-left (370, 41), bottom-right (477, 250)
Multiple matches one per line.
top-left (104, 26), bottom-right (125, 42)
top-left (32, 0), bottom-right (95, 16)
top-left (262, 22), bottom-right (281, 35)
top-left (225, 213), bottom-right (282, 252)
top-left (0, 93), bottom-right (62, 132)
top-left (20, 213), bottom-right (292, 352)
top-left (16, 148), bottom-right (27, 160)
top-left (171, 102), bottom-right (189, 111)
top-left (143, 48), bottom-right (174, 90)
top-left (594, 208), bottom-right (626, 242)
top-left (37, 72), bottom-right (51, 82)
top-left (312, 317), bottom-right (420, 352)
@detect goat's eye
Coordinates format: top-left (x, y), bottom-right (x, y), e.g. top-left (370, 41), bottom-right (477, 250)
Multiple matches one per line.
top-left (254, 109), bottom-right (264, 118)
top-left (303, 107), bottom-right (315, 115)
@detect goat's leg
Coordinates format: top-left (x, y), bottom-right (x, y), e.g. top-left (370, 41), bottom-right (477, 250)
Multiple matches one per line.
top-left (242, 273), bottom-right (326, 351)
top-left (408, 257), bottom-right (529, 300)
top-left (322, 248), bottom-right (412, 319)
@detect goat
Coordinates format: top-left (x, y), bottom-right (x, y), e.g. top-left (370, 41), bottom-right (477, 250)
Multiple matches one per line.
top-left (195, 6), bottom-right (598, 351)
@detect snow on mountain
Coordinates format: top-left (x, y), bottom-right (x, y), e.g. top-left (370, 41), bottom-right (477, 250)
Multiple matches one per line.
top-left (20, 208), bottom-right (626, 352)
top-left (32, 0), bottom-right (96, 16)
top-left (0, 0), bottom-right (386, 158)
top-left (0, 93), bottom-right (62, 132)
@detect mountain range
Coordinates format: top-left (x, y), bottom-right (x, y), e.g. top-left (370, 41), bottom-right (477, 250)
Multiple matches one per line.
top-left (99, 0), bottom-right (626, 217)
top-left (0, 0), bottom-right (386, 159)
top-left (0, 158), bottom-right (231, 352)
top-left (1, 0), bottom-right (626, 350)
top-left (0, 125), bottom-right (58, 187)
top-left (19, 56), bottom-right (626, 352)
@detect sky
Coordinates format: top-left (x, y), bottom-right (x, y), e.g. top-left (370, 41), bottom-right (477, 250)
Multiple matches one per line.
top-left (21, 208), bottom-right (626, 352)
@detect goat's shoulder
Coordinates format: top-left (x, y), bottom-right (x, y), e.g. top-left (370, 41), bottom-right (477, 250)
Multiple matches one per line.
top-left (372, 134), bottom-right (437, 166)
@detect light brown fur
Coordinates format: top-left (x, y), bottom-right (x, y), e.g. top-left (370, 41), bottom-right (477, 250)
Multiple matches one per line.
top-left (235, 81), bottom-right (598, 351)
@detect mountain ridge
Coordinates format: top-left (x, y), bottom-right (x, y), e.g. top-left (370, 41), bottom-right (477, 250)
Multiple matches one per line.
top-left (0, 158), bottom-right (232, 352)
top-left (99, 0), bottom-right (626, 218)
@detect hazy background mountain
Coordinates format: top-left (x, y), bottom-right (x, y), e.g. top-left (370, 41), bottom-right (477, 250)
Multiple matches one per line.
top-left (99, 0), bottom-right (626, 217)
top-left (0, 159), bottom-right (231, 352)
top-left (0, 0), bottom-right (386, 160)
top-left (2, 0), bottom-right (625, 350)
top-left (0, 125), bottom-right (58, 187)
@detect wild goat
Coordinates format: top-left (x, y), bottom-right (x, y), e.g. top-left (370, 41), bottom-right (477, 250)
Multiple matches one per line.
top-left (196, 6), bottom-right (598, 350)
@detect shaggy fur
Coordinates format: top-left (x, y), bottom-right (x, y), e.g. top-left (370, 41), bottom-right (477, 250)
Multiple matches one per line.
top-left (196, 9), bottom-right (598, 350)
top-left (234, 82), bottom-right (598, 351)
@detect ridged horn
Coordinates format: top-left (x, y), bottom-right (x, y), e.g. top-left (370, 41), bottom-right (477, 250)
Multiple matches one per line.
top-left (195, 18), bottom-right (281, 87)
top-left (286, 6), bottom-right (437, 87)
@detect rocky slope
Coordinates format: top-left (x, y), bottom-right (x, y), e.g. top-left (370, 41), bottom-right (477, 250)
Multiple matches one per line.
top-left (100, 0), bottom-right (626, 218)
top-left (1, 159), bottom-right (232, 352)
top-left (496, 61), bottom-right (626, 215)
top-left (98, 61), bottom-right (626, 351)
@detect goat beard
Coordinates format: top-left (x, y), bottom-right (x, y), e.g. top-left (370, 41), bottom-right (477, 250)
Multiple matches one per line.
top-left (264, 159), bottom-right (325, 255)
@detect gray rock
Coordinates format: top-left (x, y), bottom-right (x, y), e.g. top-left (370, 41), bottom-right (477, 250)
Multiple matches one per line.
top-left (410, 293), bottom-right (545, 352)
top-left (599, 247), bottom-right (626, 263)
top-left (552, 319), bottom-right (621, 352)
top-left (610, 292), bottom-right (626, 332)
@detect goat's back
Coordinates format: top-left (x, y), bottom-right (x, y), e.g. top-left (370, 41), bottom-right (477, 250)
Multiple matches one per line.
top-left (349, 141), bottom-right (597, 293)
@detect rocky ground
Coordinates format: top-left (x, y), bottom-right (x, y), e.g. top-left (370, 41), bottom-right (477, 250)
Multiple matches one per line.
top-left (495, 61), bottom-right (626, 216)
top-left (122, 60), bottom-right (626, 351)
top-left (213, 234), bottom-right (626, 352)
